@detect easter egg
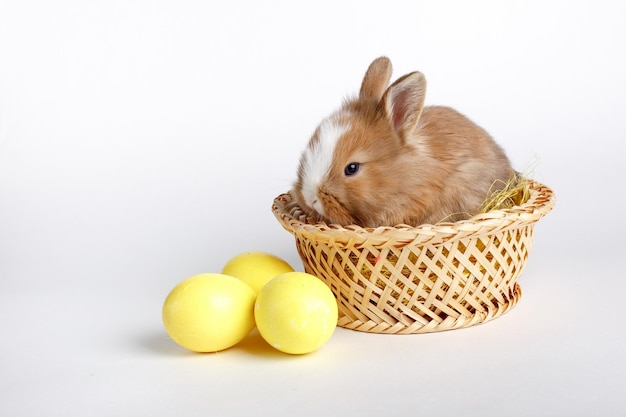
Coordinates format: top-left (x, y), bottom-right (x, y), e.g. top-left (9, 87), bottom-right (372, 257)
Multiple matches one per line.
top-left (162, 273), bottom-right (256, 352)
top-left (254, 272), bottom-right (338, 355)
top-left (221, 251), bottom-right (295, 294)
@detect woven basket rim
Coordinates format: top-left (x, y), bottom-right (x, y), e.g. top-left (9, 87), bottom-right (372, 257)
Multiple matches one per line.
top-left (272, 180), bottom-right (555, 248)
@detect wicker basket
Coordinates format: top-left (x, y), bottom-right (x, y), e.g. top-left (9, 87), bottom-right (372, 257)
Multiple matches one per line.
top-left (271, 180), bottom-right (555, 334)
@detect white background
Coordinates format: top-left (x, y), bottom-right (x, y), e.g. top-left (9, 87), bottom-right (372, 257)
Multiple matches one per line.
top-left (1, 1), bottom-right (624, 416)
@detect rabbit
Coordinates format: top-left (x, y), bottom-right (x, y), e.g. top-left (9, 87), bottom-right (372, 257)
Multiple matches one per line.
top-left (292, 56), bottom-right (515, 228)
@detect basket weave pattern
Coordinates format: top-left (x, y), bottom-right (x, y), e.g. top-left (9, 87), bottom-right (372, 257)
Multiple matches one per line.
top-left (272, 181), bottom-right (555, 334)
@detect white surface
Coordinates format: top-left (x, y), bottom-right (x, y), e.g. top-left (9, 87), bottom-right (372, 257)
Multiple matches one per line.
top-left (1, 1), bottom-right (624, 416)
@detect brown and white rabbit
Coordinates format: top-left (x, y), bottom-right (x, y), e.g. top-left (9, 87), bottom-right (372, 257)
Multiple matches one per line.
top-left (293, 56), bottom-right (514, 228)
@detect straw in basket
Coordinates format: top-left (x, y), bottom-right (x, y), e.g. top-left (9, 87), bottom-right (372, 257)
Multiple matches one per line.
top-left (271, 180), bottom-right (555, 334)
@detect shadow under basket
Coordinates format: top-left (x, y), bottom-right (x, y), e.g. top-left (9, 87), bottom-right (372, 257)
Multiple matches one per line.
top-left (272, 180), bottom-right (555, 335)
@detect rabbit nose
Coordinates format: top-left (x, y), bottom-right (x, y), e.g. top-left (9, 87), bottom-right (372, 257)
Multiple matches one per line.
top-left (307, 194), bottom-right (324, 216)
top-left (311, 198), bottom-right (323, 214)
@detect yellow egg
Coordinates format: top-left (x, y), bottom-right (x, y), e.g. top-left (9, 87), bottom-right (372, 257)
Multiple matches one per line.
top-left (254, 272), bottom-right (338, 355)
top-left (162, 273), bottom-right (256, 352)
top-left (221, 251), bottom-right (295, 294)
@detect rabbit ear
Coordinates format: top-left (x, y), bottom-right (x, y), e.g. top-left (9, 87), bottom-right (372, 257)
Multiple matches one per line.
top-left (381, 71), bottom-right (426, 141)
top-left (359, 57), bottom-right (393, 101)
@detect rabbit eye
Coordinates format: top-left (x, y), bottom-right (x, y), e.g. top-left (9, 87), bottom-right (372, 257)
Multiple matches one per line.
top-left (344, 162), bottom-right (360, 176)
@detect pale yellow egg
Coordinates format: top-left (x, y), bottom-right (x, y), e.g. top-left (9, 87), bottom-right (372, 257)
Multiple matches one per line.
top-left (221, 251), bottom-right (295, 294)
top-left (162, 273), bottom-right (256, 352)
top-left (254, 272), bottom-right (338, 355)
